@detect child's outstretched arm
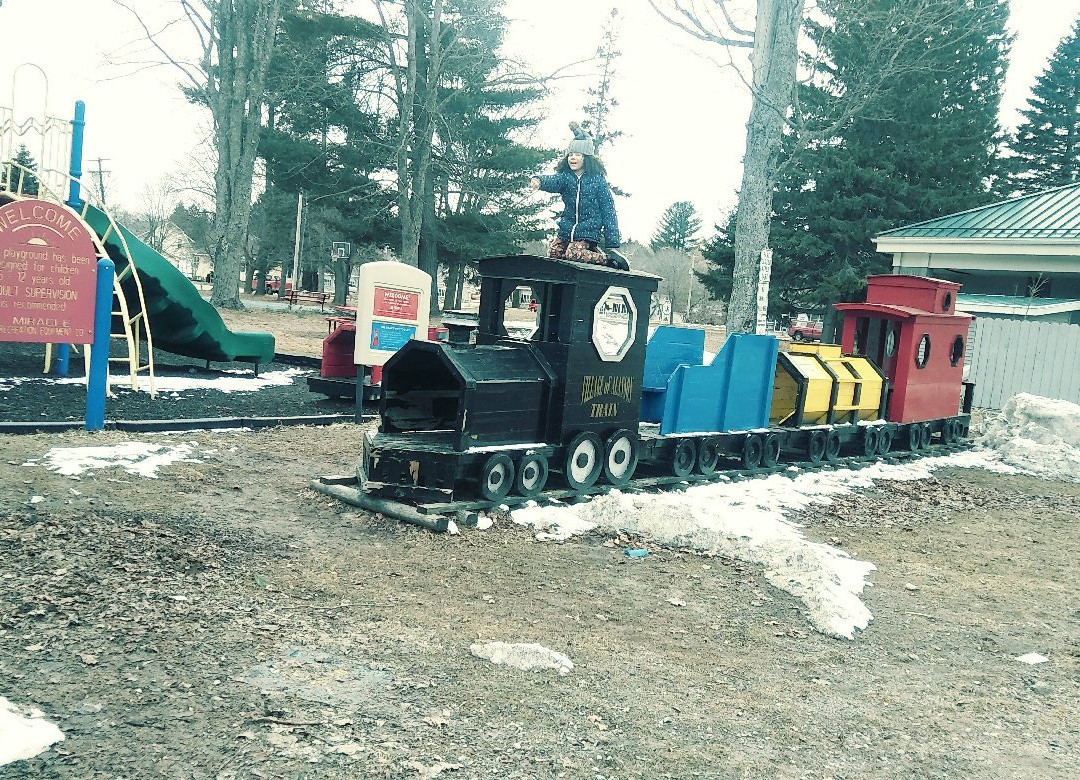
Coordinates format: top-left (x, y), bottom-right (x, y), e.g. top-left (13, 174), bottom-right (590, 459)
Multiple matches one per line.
top-left (532, 172), bottom-right (568, 194)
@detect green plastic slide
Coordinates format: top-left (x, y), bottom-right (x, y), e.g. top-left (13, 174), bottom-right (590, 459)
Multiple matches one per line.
top-left (83, 204), bottom-right (275, 365)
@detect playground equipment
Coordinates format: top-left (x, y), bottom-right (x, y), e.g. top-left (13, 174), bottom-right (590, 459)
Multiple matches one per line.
top-left (1, 66), bottom-right (274, 421)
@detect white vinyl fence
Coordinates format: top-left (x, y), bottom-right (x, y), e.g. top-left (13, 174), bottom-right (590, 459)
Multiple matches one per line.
top-left (966, 318), bottom-right (1080, 409)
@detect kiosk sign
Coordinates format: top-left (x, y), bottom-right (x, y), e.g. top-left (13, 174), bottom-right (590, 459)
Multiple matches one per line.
top-left (0, 199), bottom-right (98, 344)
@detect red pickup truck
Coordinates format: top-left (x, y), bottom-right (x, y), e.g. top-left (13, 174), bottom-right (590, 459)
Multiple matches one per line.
top-left (788, 318), bottom-right (823, 342)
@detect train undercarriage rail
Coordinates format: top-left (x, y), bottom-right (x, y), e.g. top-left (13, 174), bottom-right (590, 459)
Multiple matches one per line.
top-left (311, 414), bottom-right (973, 531)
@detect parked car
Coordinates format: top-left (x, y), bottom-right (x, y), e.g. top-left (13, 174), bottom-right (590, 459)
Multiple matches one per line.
top-left (250, 275), bottom-right (283, 294)
top-left (788, 317), bottom-right (823, 341)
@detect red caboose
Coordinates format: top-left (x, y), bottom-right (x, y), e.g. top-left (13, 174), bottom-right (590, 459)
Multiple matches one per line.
top-left (835, 275), bottom-right (972, 423)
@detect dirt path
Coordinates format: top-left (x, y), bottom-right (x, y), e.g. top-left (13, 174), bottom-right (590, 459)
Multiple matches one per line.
top-left (2, 423), bottom-right (1078, 779)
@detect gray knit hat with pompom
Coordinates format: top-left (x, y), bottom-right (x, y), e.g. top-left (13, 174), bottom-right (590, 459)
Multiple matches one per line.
top-left (566, 122), bottom-right (595, 156)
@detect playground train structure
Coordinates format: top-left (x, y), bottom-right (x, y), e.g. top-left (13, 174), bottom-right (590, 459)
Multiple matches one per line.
top-left (354, 255), bottom-right (975, 515)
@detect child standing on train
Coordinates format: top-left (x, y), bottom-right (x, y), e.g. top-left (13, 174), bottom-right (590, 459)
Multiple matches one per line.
top-left (529, 122), bottom-right (628, 270)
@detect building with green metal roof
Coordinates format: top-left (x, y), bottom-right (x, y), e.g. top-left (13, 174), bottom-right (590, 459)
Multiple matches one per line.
top-left (874, 183), bottom-right (1080, 324)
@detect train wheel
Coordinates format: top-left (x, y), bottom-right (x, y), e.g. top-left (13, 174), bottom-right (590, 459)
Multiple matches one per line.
top-left (807, 431), bottom-right (826, 464)
top-left (876, 427), bottom-right (894, 455)
top-left (697, 437), bottom-right (721, 475)
top-left (824, 430), bottom-right (841, 462)
top-left (861, 427), bottom-right (879, 457)
top-left (672, 439), bottom-right (697, 478)
top-left (514, 453), bottom-right (549, 497)
top-left (920, 422), bottom-right (934, 449)
top-left (905, 425), bottom-right (920, 451)
top-left (941, 420), bottom-right (956, 445)
top-left (603, 430), bottom-right (639, 486)
top-left (564, 432), bottom-right (603, 490)
top-left (742, 434), bottom-right (764, 469)
top-left (762, 434), bottom-right (781, 468)
top-left (479, 454), bottom-right (515, 502)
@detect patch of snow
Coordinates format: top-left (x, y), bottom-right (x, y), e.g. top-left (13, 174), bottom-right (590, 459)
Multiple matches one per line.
top-left (513, 449), bottom-right (1008, 640)
top-left (0, 696), bottom-right (64, 767)
top-left (976, 394), bottom-right (1080, 483)
top-left (1015, 652), bottom-right (1048, 665)
top-left (33, 441), bottom-right (201, 478)
top-left (470, 641), bottom-right (574, 675)
top-left (50, 367), bottom-right (308, 395)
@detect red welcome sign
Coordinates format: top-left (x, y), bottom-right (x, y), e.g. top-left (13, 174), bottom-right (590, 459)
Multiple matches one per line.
top-left (0, 199), bottom-right (99, 344)
top-left (372, 286), bottom-right (419, 319)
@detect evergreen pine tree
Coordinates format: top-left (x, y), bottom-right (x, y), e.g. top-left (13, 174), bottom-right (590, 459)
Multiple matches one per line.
top-left (747, 0), bottom-right (1010, 309)
top-left (650, 201), bottom-right (702, 252)
top-left (9, 145), bottom-right (40, 196)
top-left (1004, 18), bottom-right (1080, 195)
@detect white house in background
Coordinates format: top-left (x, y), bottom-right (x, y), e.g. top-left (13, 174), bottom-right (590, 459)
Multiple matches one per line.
top-left (158, 222), bottom-right (211, 282)
top-left (874, 183), bottom-right (1080, 324)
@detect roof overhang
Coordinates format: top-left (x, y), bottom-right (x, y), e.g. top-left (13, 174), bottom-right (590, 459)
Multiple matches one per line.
top-left (955, 294), bottom-right (1080, 316)
top-left (873, 236), bottom-right (1080, 257)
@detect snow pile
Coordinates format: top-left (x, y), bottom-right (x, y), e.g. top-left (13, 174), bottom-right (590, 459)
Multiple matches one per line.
top-left (514, 450), bottom-right (1008, 639)
top-left (54, 367), bottom-right (307, 395)
top-left (35, 441), bottom-right (201, 478)
top-left (470, 641), bottom-right (574, 675)
top-left (0, 696), bottom-right (64, 767)
top-left (977, 393), bottom-right (1080, 483)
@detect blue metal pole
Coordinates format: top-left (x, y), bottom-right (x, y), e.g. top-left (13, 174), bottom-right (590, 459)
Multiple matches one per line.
top-left (85, 258), bottom-right (114, 431)
top-left (57, 100), bottom-right (87, 376)
top-left (67, 100), bottom-right (85, 208)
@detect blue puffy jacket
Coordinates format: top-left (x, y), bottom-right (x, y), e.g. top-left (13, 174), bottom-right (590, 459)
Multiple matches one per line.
top-left (536, 171), bottom-right (620, 247)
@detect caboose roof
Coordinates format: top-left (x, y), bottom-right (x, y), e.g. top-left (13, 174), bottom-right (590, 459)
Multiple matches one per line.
top-left (478, 255), bottom-right (660, 290)
top-left (834, 302), bottom-right (973, 323)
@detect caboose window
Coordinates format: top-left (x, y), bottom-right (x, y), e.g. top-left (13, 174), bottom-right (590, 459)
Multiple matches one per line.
top-left (884, 326), bottom-right (897, 357)
top-left (950, 335), bottom-right (964, 366)
top-left (915, 334), bottom-right (931, 368)
top-left (854, 317), bottom-right (869, 356)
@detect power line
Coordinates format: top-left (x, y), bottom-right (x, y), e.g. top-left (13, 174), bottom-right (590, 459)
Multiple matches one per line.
top-left (92, 157), bottom-right (111, 204)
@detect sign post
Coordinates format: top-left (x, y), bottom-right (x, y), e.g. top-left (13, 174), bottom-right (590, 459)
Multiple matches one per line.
top-left (86, 258), bottom-right (114, 430)
top-left (755, 248), bottom-right (773, 335)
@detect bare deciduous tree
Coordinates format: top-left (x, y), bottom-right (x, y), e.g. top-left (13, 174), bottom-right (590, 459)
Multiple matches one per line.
top-left (649, 0), bottom-right (803, 335)
top-left (114, 0), bottom-right (290, 309)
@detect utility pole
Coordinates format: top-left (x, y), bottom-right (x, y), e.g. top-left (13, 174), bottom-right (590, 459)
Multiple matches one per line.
top-left (92, 157), bottom-right (110, 204)
top-left (686, 264), bottom-right (694, 322)
top-left (290, 191), bottom-right (303, 291)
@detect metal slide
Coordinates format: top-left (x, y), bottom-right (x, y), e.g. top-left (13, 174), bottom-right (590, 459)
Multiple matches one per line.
top-left (82, 204), bottom-right (275, 366)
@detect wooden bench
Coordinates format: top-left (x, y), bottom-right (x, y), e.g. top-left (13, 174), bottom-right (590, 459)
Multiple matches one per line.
top-left (281, 289), bottom-right (332, 311)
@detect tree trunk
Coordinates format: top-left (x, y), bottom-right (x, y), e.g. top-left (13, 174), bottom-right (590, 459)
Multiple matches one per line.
top-left (207, 0), bottom-right (287, 311)
top-left (419, 166), bottom-right (440, 314)
top-left (332, 257), bottom-right (352, 307)
top-left (726, 0), bottom-right (804, 334)
top-left (444, 260), bottom-right (463, 310)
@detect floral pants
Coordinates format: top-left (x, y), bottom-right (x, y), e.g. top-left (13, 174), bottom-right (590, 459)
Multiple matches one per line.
top-left (548, 237), bottom-right (609, 265)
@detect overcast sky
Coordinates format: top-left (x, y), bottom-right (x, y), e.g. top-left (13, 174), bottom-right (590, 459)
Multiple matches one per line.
top-left (2, 0), bottom-right (1079, 247)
